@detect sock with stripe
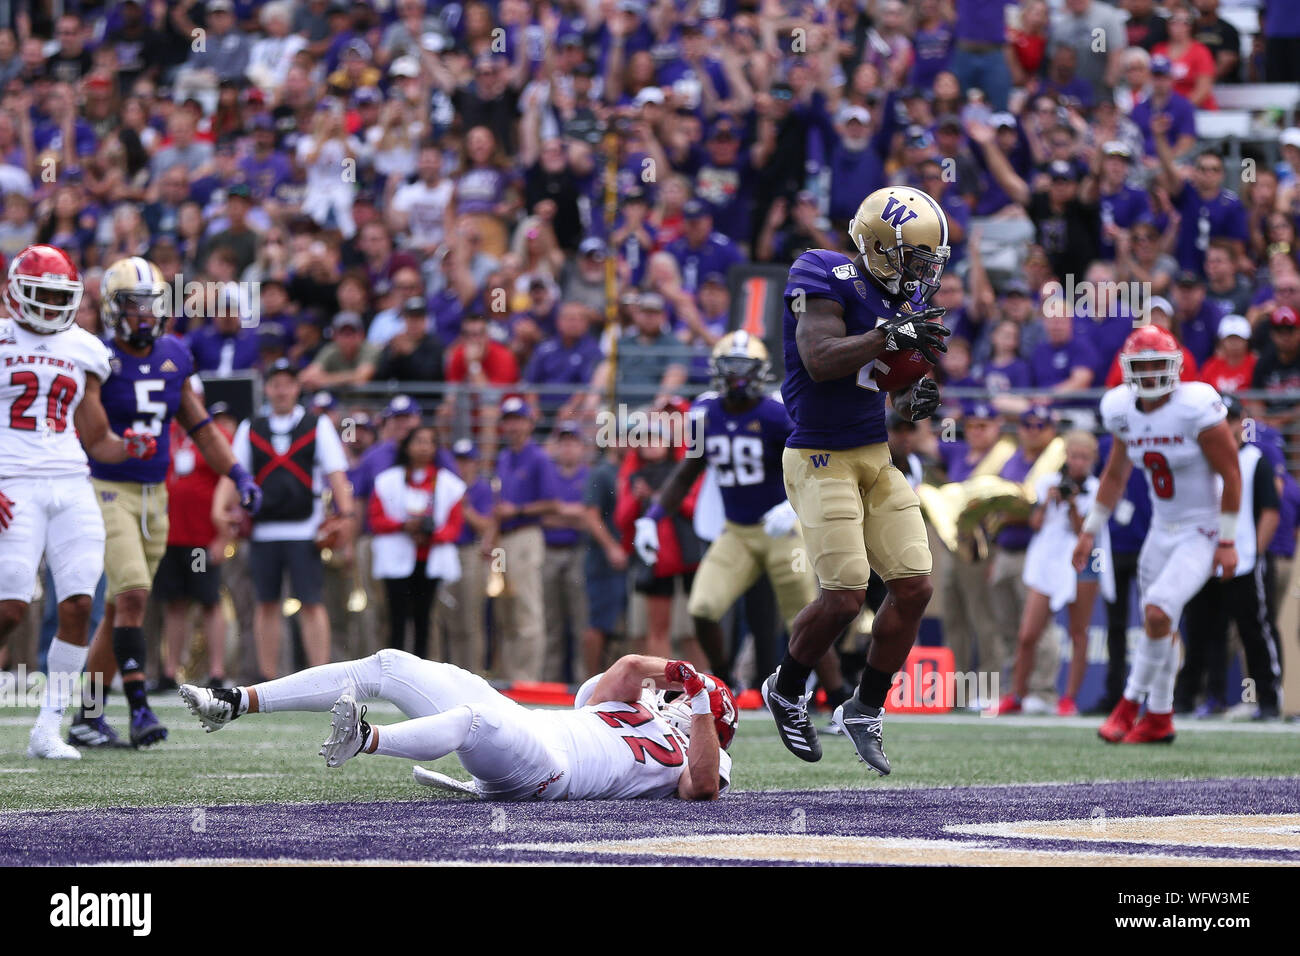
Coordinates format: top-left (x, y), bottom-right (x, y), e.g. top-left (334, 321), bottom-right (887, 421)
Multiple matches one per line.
top-left (1123, 634), bottom-right (1173, 704)
top-left (1146, 634), bottom-right (1181, 714)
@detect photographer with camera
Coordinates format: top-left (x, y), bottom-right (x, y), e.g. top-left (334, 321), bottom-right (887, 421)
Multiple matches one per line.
top-left (997, 431), bottom-right (1109, 717)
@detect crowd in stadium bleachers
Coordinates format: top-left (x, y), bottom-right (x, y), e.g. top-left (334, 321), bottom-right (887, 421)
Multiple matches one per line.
top-left (1, 0), bottom-right (1298, 715)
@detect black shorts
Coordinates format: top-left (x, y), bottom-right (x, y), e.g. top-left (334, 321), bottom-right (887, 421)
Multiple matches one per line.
top-left (249, 538), bottom-right (325, 605)
top-left (636, 570), bottom-right (695, 598)
top-left (152, 544), bottom-right (222, 607)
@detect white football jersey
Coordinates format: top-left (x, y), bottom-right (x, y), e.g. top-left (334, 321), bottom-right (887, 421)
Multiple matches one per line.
top-left (0, 318), bottom-right (112, 478)
top-left (558, 679), bottom-right (733, 800)
top-left (1099, 381), bottom-right (1227, 527)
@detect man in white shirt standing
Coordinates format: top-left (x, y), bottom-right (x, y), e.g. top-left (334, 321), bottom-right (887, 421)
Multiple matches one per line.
top-left (389, 145), bottom-right (455, 255)
top-left (222, 359), bottom-right (355, 679)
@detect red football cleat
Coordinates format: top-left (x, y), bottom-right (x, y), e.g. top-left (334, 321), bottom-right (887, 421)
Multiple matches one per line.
top-left (1098, 697), bottom-right (1141, 742)
top-left (1057, 696), bottom-right (1079, 717)
top-left (1121, 710), bottom-right (1176, 744)
top-left (994, 694), bottom-right (1022, 716)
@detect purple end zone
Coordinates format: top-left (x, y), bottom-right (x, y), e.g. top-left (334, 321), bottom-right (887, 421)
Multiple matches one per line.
top-left (4, 777), bottom-right (1299, 865)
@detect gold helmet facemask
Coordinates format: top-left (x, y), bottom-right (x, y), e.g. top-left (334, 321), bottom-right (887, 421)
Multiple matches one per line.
top-left (709, 330), bottom-right (771, 401)
top-left (102, 256), bottom-right (169, 350)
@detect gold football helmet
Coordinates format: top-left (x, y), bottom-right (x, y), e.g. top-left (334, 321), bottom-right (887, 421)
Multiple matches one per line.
top-left (847, 186), bottom-right (951, 302)
top-left (709, 330), bottom-right (771, 400)
top-left (102, 256), bottom-right (168, 349)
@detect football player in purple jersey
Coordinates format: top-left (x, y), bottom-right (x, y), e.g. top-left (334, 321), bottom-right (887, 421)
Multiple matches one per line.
top-left (71, 257), bottom-right (262, 750)
top-left (764, 185), bottom-right (951, 774)
top-left (633, 333), bottom-right (852, 709)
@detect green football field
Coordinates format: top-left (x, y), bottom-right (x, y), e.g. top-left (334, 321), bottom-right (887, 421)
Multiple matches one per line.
top-left (3, 695), bottom-right (1298, 812)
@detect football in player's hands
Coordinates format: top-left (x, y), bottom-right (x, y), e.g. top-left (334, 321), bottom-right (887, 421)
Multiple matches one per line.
top-left (880, 307), bottom-right (949, 361)
top-left (122, 428), bottom-right (157, 460)
top-left (872, 307), bottom-right (950, 391)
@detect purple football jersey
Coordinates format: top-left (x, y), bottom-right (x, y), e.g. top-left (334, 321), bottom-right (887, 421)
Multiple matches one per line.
top-left (782, 249), bottom-right (909, 450)
top-left (693, 393), bottom-right (793, 525)
top-left (90, 336), bottom-right (194, 484)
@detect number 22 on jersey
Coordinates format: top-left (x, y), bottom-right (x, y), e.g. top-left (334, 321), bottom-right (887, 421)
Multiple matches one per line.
top-left (596, 703), bottom-right (685, 767)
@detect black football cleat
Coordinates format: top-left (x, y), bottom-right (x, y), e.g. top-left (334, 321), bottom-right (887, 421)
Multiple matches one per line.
top-left (129, 705), bottom-right (168, 748)
top-left (761, 670), bottom-right (822, 762)
top-left (833, 697), bottom-right (891, 775)
top-left (67, 713), bottom-right (130, 749)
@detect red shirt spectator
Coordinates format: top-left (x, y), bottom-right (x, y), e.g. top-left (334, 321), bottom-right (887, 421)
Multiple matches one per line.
top-left (445, 315), bottom-right (521, 385)
top-left (1010, 28), bottom-right (1048, 77)
top-left (1199, 317), bottom-right (1257, 394)
top-left (166, 420), bottom-right (234, 547)
top-left (1152, 40), bottom-right (1217, 109)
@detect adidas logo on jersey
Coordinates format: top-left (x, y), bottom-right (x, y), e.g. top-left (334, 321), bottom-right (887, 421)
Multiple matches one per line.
top-left (160, 359), bottom-right (177, 373)
top-left (34, 344), bottom-right (48, 351)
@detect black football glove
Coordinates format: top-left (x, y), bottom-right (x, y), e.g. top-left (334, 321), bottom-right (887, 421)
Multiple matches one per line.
top-left (879, 307), bottom-right (950, 365)
top-left (906, 378), bottom-right (941, 421)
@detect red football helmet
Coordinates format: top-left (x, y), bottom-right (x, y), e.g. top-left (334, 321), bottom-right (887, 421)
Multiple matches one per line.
top-left (659, 676), bottom-right (739, 750)
top-left (1119, 325), bottom-right (1182, 399)
top-left (6, 244), bottom-right (83, 334)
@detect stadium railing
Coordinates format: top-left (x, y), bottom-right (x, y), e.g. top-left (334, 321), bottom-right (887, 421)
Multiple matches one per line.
top-left (252, 372), bottom-right (1300, 476)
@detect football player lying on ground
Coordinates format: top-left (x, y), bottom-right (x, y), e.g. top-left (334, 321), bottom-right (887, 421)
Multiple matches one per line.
top-left (180, 651), bottom-right (735, 801)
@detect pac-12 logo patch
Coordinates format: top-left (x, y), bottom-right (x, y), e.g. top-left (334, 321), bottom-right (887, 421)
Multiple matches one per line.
top-left (832, 263), bottom-right (858, 280)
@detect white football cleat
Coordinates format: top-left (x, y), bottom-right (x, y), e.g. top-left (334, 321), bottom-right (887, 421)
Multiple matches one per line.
top-left (179, 683), bottom-right (242, 733)
top-left (320, 694), bottom-right (369, 769)
top-left (28, 722), bottom-right (81, 760)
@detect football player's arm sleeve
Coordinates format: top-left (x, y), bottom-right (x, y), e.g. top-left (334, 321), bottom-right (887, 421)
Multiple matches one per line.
top-left (73, 374), bottom-right (129, 464)
top-left (574, 674), bottom-right (603, 709)
top-left (585, 655), bottom-right (673, 705)
top-left (677, 712), bottom-right (721, 801)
